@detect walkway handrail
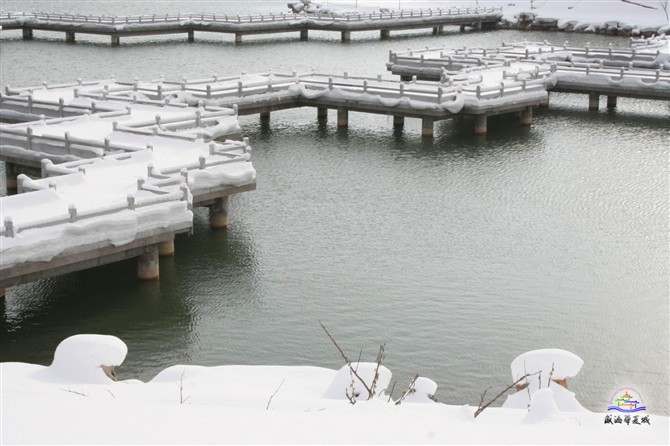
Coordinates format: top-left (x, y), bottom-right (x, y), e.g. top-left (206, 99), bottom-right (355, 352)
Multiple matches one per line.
top-left (0, 6), bottom-right (502, 25)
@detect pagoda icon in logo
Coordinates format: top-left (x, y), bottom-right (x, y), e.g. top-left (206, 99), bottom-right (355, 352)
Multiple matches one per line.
top-left (607, 388), bottom-right (647, 413)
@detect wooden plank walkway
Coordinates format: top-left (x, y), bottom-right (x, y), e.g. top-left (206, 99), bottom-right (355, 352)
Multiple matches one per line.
top-left (0, 7), bottom-right (502, 44)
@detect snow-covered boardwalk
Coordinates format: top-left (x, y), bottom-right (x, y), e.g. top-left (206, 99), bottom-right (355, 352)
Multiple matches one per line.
top-left (0, 82), bottom-right (256, 295)
top-left (0, 8), bottom-right (502, 45)
top-left (387, 37), bottom-right (670, 111)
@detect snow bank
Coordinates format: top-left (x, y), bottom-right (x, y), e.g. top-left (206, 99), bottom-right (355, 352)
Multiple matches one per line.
top-left (1, 336), bottom-right (668, 445)
top-left (322, 362), bottom-right (392, 399)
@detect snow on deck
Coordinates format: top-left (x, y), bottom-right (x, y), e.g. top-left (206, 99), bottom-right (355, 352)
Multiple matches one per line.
top-left (0, 80), bottom-right (255, 274)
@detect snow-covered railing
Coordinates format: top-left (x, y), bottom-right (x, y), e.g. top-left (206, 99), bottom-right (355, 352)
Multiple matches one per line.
top-left (0, 92), bottom-right (122, 118)
top-left (2, 182), bottom-right (190, 238)
top-left (0, 7), bottom-right (501, 25)
top-left (0, 124), bottom-right (150, 158)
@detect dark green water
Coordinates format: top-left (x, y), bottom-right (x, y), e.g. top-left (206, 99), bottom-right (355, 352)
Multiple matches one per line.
top-left (1, 1), bottom-right (668, 415)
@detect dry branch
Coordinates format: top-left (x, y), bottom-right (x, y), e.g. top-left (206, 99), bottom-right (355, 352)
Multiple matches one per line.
top-left (474, 371), bottom-right (541, 418)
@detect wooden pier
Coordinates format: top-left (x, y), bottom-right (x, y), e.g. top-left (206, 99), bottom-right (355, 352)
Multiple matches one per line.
top-left (386, 39), bottom-right (670, 109)
top-left (0, 7), bottom-right (502, 45)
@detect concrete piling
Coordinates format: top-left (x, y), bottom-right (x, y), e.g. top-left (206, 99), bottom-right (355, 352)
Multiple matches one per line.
top-left (380, 29), bottom-right (390, 39)
top-left (65, 31), bottom-right (75, 42)
top-left (588, 93), bottom-right (600, 110)
top-left (235, 33), bottom-right (243, 44)
top-left (158, 239), bottom-right (175, 256)
top-left (341, 31), bottom-right (351, 42)
top-left (209, 196), bottom-right (229, 229)
top-left (474, 114), bottom-right (487, 135)
top-left (4, 163), bottom-right (18, 194)
top-left (422, 117), bottom-right (434, 137)
top-left (337, 108), bottom-right (348, 127)
top-left (300, 29), bottom-right (308, 40)
top-left (188, 30), bottom-right (194, 42)
top-left (317, 107), bottom-right (328, 119)
top-left (607, 95), bottom-right (617, 108)
top-left (520, 107), bottom-right (533, 126)
top-left (137, 244), bottom-right (159, 280)
top-left (22, 27), bottom-right (33, 39)
top-left (111, 35), bottom-right (120, 46)
top-left (393, 116), bottom-right (405, 126)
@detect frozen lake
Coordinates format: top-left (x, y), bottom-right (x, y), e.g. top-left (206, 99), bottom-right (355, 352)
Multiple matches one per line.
top-left (1, 0), bottom-right (668, 416)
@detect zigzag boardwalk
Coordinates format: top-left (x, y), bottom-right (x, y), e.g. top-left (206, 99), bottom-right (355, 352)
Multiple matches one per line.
top-left (0, 8), bottom-right (502, 45)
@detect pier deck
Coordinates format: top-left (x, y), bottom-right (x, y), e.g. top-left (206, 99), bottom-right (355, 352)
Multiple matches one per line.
top-left (0, 8), bottom-right (502, 45)
top-left (386, 38), bottom-right (670, 107)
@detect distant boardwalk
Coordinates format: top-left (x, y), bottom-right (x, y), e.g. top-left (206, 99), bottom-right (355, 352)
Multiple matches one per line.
top-left (0, 7), bottom-right (502, 45)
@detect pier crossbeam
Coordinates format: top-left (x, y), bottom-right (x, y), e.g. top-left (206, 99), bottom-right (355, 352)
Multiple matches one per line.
top-left (0, 227), bottom-right (189, 290)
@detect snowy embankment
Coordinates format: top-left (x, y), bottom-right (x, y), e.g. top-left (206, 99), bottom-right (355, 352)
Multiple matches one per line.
top-left (290, 0), bottom-right (670, 35)
top-left (1, 335), bottom-right (668, 445)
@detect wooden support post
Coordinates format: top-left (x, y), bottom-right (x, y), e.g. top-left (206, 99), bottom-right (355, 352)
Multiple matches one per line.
top-left (5, 162), bottom-right (18, 194)
top-left (607, 95), bottom-right (617, 108)
top-left (421, 118), bottom-right (434, 137)
top-left (22, 27), bottom-right (33, 39)
top-left (188, 30), bottom-right (194, 42)
top-left (111, 35), bottom-right (120, 46)
top-left (0, 288), bottom-right (5, 299)
top-left (209, 196), bottom-right (229, 229)
top-left (588, 93), bottom-right (600, 111)
top-left (337, 108), bottom-right (348, 127)
top-left (474, 114), bottom-right (487, 135)
top-left (459, 24), bottom-right (466, 32)
top-left (300, 29), bottom-right (308, 40)
top-left (158, 239), bottom-right (175, 256)
top-left (317, 107), bottom-right (328, 119)
top-left (393, 116), bottom-right (405, 127)
top-left (235, 33), bottom-right (243, 44)
top-left (137, 245), bottom-right (159, 280)
top-left (520, 107), bottom-right (533, 126)
top-left (260, 111), bottom-right (270, 121)
top-left (380, 29), bottom-right (390, 39)
top-left (437, 25), bottom-right (444, 34)
top-left (341, 31), bottom-right (351, 42)
top-left (432, 27), bottom-right (439, 35)
top-left (65, 31), bottom-right (75, 42)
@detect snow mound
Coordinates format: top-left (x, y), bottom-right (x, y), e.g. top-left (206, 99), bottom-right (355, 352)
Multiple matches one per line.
top-left (35, 334), bottom-right (127, 384)
top-left (403, 377), bottom-right (438, 403)
top-left (322, 362), bottom-right (392, 400)
top-left (510, 348), bottom-right (583, 380)
top-left (522, 388), bottom-right (570, 424)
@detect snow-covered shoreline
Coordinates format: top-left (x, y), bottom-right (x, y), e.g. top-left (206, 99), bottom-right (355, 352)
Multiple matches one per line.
top-left (2, 335), bottom-right (668, 444)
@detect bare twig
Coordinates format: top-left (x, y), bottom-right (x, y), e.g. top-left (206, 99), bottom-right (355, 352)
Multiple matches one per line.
top-left (60, 388), bottom-right (87, 397)
top-left (266, 378), bottom-right (286, 410)
top-left (105, 389), bottom-right (116, 400)
top-left (319, 320), bottom-right (374, 399)
top-left (478, 386), bottom-right (492, 410)
top-left (370, 343), bottom-right (385, 397)
top-left (179, 366), bottom-right (190, 404)
top-left (387, 380), bottom-right (397, 403)
top-left (547, 363), bottom-right (555, 388)
top-left (474, 371), bottom-right (541, 418)
top-left (395, 374), bottom-right (419, 406)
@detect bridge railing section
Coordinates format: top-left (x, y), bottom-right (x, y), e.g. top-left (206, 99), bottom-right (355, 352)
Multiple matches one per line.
top-left (0, 7), bottom-right (502, 25)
